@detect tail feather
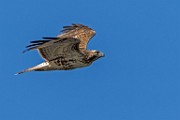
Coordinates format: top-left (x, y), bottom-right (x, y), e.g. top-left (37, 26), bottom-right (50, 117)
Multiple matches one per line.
top-left (15, 62), bottom-right (50, 75)
top-left (15, 68), bottom-right (33, 75)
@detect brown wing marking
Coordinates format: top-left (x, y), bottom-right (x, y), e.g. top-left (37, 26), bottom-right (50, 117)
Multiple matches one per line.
top-left (58, 24), bottom-right (96, 52)
top-left (38, 38), bottom-right (83, 61)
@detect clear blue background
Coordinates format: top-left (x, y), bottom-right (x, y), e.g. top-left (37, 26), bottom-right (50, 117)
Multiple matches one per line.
top-left (0, 0), bottom-right (179, 120)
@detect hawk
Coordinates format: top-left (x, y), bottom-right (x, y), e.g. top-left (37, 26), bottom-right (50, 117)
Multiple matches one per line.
top-left (16, 24), bottom-right (104, 74)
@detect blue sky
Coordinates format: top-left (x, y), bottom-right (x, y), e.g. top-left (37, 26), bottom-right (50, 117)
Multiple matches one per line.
top-left (0, 0), bottom-right (179, 120)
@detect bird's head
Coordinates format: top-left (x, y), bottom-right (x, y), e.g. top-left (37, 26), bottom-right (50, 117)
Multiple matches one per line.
top-left (87, 50), bottom-right (105, 62)
top-left (92, 50), bottom-right (105, 57)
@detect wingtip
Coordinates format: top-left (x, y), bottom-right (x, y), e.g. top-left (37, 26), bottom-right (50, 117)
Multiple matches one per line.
top-left (22, 49), bottom-right (29, 54)
top-left (42, 37), bottom-right (58, 40)
top-left (22, 47), bottom-right (36, 53)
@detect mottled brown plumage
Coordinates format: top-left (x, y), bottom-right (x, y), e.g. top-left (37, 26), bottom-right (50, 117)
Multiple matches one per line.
top-left (16, 24), bottom-right (104, 75)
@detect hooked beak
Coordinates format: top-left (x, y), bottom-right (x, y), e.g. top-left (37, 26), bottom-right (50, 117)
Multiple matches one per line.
top-left (99, 52), bottom-right (105, 57)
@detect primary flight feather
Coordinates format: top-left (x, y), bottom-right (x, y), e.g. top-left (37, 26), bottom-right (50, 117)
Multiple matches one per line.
top-left (16, 24), bottom-right (104, 74)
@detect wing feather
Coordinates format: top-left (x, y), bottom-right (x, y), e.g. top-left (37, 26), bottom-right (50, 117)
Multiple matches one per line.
top-left (30, 40), bottom-right (50, 43)
top-left (23, 37), bottom-right (63, 52)
top-left (23, 39), bottom-right (51, 53)
top-left (42, 37), bottom-right (59, 39)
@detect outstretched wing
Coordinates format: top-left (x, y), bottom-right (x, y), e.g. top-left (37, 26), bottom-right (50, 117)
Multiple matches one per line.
top-left (24, 24), bottom-right (95, 53)
top-left (23, 24), bottom-right (95, 61)
top-left (25, 37), bottom-right (84, 61)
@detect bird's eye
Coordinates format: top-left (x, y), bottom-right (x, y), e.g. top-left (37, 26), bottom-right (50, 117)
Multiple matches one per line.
top-left (96, 51), bottom-right (99, 54)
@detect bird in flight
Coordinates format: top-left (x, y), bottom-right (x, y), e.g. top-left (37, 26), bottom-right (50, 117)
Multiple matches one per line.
top-left (16, 24), bottom-right (104, 74)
